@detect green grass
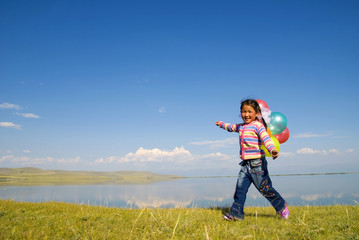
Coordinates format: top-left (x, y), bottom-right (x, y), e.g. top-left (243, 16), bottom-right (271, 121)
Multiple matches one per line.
top-left (0, 200), bottom-right (358, 239)
top-left (0, 167), bottom-right (182, 186)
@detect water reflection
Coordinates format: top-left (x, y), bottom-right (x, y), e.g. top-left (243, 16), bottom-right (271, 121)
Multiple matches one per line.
top-left (1, 174), bottom-right (358, 208)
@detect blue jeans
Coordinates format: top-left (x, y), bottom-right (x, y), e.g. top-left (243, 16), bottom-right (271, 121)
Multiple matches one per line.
top-left (229, 157), bottom-right (286, 219)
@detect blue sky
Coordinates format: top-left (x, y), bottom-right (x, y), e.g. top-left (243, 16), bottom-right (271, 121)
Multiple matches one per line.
top-left (1, 0), bottom-right (359, 176)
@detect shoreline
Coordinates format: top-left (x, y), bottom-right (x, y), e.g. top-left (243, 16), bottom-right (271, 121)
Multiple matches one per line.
top-left (1, 167), bottom-right (358, 186)
top-left (187, 171), bottom-right (359, 179)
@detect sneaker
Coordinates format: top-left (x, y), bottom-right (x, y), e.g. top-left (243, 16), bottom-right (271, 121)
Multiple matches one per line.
top-left (223, 213), bottom-right (242, 221)
top-left (280, 206), bottom-right (289, 219)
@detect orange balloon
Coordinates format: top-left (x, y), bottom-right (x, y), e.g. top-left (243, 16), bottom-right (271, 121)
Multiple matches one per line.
top-left (266, 127), bottom-right (272, 137)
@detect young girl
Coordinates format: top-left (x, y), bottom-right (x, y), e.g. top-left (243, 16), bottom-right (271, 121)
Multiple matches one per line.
top-left (216, 99), bottom-right (289, 221)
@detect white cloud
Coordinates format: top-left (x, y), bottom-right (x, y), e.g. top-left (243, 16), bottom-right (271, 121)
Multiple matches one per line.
top-left (0, 155), bottom-right (81, 165)
top-left (23, 150), bottom-right (31, 153)
top-left (346, 149), bottom-right (355, 153)
top-left (0, 150), bottom-right (11, 154)
top-left (296, 148), bottom-right (322, 154)
top-left (4, 156), bottom-right (55, 164)
top-left (158, 107), bottom-right (166, 113)
top-left (189, 138), bottom-right (237, 148)
top-left (17, 112), bottom-right (40, 119)
top-left (329, 149), bottom-right (339, 153)
top-left (57, 156), bottom-right (80, 164)
top-left (200, 152), bottom-right (231, 159)
top-left (119, 146), bottom-right (191, 163)
top-left (296, 148), bottom-right (347, 155)
top-left (104, 156), bottom-right (119, 164)
top-left (0, 155), bottom-right (14, 162)
top-left (278, 152), bottom-right (295, 157)
top-left (92, 158), bottom-right (105, 164)
top-left (0, 102), bottom-right (21, 110)
top-left (0, 122), bottom-right (22, 129)
top-left (89, 156), bottom-right (121, 165)
top-left (92, 147), bottom-right (232, 166)
top-left (293, 132), bottom-right (332, 139)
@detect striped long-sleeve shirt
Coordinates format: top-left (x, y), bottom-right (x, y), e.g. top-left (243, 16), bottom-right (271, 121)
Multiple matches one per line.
top-left (217, 120), bottom-right (276, 160)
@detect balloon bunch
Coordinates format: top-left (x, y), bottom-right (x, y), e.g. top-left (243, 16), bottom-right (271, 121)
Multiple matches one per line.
top-left (257, 99), bottom-right (290, 157)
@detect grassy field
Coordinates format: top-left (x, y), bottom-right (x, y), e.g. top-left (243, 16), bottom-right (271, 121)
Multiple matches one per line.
top-left (0, 200), bottom-right (358, 239)
top-left (0, 167), bottom-right (181, 186)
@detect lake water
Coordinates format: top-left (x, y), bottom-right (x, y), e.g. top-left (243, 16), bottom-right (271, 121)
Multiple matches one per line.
top-left (1, 174), bottom-right (358, 208)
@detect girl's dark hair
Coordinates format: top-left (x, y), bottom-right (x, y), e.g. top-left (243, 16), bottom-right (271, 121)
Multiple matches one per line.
top-left (240, 99), bottom-right (268, 129)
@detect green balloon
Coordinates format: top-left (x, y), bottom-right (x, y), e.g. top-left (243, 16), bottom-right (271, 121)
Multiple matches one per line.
top-left (268, 112), bottom-right (287, 135)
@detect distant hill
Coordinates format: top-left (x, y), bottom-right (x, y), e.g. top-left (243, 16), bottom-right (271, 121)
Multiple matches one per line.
top-left (0, 167), bottom-right (182, 186)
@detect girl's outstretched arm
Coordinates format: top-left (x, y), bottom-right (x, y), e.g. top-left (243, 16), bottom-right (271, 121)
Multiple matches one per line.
top-left (215, 121), bottom-right (240, 133)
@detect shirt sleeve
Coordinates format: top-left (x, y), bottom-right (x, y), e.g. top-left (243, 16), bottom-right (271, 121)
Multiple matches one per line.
top-left (257, 123), bottom-right (276, 153)
top-left (217, 121), bottom-right (240, 133)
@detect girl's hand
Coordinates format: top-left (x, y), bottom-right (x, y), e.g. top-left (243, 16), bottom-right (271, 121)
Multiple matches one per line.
top-left (271, 149), bottom-right (279, 160)
top-left (215, 121), bottom-right (220, 126)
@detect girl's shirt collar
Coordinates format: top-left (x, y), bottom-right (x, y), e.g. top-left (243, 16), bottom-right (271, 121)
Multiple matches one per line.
top-left (243, 120), bottom-right (259, 125)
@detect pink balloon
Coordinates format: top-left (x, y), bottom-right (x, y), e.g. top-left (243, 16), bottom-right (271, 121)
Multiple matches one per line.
top-left (274, 127), bottom-right (290, 144)
top-left (256, 99), bottom-right (269, 110)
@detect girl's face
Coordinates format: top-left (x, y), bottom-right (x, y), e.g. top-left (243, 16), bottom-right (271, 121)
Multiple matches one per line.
top-left (241, 104), bottom-right (259, 124)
